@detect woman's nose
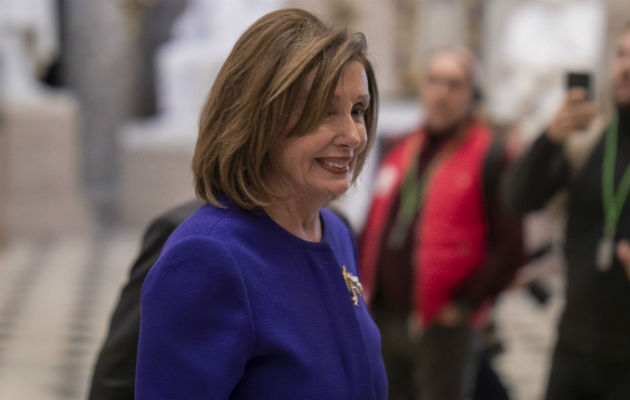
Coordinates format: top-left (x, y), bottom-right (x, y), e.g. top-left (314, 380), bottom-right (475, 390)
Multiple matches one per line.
top-left (334, 115), bottom-right (365, 150)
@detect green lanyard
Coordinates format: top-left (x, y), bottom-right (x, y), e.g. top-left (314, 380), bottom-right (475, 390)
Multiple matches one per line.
top-left (602, 115), bottom-right (630, 239)
top-left (387, 151), bottom-right (441, 249)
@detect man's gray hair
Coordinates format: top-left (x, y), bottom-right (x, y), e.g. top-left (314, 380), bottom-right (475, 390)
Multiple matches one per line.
top-left (423, 45), bottom-right (484, 101)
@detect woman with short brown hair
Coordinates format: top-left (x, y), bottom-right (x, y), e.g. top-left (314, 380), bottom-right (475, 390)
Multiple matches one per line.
top-left (192, 8), bottom-right (378, 210)
top-left (136, 8), bottom-right (386, 399)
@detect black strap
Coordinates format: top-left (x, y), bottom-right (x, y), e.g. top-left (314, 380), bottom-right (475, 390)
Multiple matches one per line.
top-left (481, 139), bottom-right (506, 223)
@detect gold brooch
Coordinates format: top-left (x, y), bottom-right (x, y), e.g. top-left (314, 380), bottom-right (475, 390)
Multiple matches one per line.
top-left (342, 266), bottom-right (365, 306)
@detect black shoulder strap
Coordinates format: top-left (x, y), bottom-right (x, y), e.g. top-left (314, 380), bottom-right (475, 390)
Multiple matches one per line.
top-left (482, 139), bottom-right (506, 220)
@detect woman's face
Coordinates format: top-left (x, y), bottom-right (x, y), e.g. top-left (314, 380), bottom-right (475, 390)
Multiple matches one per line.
top-left (271, 61), bottom-right (370, 203)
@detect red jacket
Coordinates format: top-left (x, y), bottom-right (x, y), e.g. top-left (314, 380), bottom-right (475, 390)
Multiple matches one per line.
top-left (360, 121), bottom-right (495, 324)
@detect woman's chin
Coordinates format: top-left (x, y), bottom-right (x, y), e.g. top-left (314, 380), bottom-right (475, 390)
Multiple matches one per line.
top-left (302, 177), bottom-right (352, 204)
top-left (325, 182), bottom-right (351, 198)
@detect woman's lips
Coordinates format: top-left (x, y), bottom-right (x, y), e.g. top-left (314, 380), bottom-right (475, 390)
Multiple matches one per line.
top-left (316, 157), bottom-right (351, 174)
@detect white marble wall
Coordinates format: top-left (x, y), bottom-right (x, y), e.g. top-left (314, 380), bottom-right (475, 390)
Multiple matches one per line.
top-left (0, 94), bottom-right (91, 236)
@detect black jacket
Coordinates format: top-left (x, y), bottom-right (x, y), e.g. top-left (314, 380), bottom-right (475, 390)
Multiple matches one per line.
top-left (503, 112), bottom-right (630, 362)
top-left (88, 199), bottom-right (203, 400)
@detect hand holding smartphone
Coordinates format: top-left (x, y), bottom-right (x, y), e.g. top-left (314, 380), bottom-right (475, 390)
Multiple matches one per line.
top-left (547, 71), bottom-right (597, 142)
top-left (566, 71), bottom-right (593, 101)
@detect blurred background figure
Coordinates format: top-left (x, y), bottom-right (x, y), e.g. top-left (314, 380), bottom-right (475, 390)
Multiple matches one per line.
top-left (0, 1), bottom-right (629, 400)
top-left (360, 47), bottom-right (523, 400)
top-left (486, 0), bottom-right (606, 139)
top-left (503, 24), bottom-right (630, 400)
top-left (153, 0), bottom-right (284, 128)
top-left (0, 0), bottom-right (58, 101)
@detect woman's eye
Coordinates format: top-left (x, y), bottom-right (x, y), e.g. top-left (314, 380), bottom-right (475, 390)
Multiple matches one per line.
top-left (352, 107), bottom-right (365, 118)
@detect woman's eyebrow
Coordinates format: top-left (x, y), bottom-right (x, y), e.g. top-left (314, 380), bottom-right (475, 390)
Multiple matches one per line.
top-left (331, 94), bottom-right (371, 103)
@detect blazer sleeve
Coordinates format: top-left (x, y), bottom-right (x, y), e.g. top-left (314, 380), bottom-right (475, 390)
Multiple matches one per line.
top-left (135, 236), bottom-right (255, 400)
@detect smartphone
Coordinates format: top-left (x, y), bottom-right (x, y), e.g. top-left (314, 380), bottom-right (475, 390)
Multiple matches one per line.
top-left (566, 71), bottom-right (593, 101)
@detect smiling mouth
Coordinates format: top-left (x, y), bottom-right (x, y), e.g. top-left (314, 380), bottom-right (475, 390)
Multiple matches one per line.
top-left (316, 157), bottom-right (351, 174)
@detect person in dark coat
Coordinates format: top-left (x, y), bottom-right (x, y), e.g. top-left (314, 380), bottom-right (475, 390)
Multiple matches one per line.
top-left (503, 25), bottom-right (630, 400)
top-left (88, 199), bottom-right (202, 400)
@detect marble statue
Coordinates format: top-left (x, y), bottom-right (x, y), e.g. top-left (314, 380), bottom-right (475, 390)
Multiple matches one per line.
top-left (153, 0), bottom-right (284, 136)
top-left (0, 0), bottom-right (58, 102)
top-left (487, 0), bottom-right (605, 138)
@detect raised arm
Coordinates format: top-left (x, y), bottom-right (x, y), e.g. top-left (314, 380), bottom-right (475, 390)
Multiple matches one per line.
top-left (503, 89), bottom-right (596, 215)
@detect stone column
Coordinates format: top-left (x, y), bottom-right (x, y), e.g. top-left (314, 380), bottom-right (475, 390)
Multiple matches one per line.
top-left (62, 0), bottom-right (141, 222)
top-left (419, 0), bottom-right (466, 60)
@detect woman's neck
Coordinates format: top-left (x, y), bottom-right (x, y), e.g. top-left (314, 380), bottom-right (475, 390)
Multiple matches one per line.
top-left (263, 195), bottom-right (323, 242)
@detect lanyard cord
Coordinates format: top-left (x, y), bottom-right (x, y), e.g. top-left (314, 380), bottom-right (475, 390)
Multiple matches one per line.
top-left (387, 146), bottom-right (442, 249)
top-left (602, 114), bottom-right (630, 238)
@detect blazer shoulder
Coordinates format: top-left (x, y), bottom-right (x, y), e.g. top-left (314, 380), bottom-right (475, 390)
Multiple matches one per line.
top-left (162, 203), bottom-right (230, 247)
top-left (159, 199), bottom-right (204, 226)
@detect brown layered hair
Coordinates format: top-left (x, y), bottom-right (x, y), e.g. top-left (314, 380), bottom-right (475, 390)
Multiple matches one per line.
top-left (192, 8), bottom-right (379, 209)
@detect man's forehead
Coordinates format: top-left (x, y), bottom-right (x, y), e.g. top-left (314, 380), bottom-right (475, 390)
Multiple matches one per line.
top-left (427, 54), bottom-right (470, 79)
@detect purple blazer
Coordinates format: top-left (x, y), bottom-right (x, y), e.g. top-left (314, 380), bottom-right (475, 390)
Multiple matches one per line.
top-left (136, 201), bottom-right (388, 399)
